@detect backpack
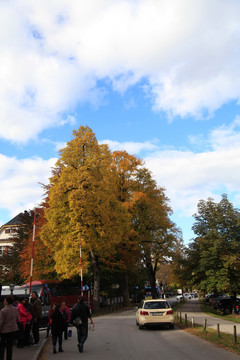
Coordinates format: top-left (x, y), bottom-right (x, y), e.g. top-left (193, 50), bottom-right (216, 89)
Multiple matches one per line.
top-left (74, 316), bottom-right (82, 327)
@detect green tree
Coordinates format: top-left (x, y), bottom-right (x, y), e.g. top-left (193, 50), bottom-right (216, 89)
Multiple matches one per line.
top-left (189, 194), bottom-right (240, 296)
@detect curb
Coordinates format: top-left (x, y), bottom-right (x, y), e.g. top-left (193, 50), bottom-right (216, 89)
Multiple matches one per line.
top-left (32, 337), bottom-right (50, 360)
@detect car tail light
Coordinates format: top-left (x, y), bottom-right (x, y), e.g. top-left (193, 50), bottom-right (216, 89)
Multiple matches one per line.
top-left (167, 310), bottom-right (173, 315)
top-left (140, 310), bottom-right (149, 316)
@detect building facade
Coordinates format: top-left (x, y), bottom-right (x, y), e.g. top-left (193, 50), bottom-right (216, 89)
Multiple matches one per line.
top-left (0, 214), bottom-right (25, 256)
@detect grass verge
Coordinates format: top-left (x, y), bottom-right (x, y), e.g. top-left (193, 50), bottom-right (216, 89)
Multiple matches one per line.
top-left (174, 312), bottom-right (240, 355)
top-left (201, 302), bottom-right (240, 324)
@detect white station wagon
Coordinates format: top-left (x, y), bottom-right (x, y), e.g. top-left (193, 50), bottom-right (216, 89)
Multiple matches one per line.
top-left (136, 299), bottom-right (174, 329)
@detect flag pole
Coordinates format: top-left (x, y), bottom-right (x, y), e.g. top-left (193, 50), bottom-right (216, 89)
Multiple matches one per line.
top-left (29, 208), bottom-right (36, 295)
top-left (79, 234), bottom-right (83, 295)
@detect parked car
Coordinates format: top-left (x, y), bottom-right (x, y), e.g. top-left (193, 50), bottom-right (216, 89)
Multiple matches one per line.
top-left (190, 293), bottom-right (198, 298)
top-left (217, 298), bottom-right (240, 315)
top-left (183, 293), bottom-right (192, 300)
top-left (176, 294), bottom-right (183, 301)
top-left (136, 299), bottom-right (174, 329)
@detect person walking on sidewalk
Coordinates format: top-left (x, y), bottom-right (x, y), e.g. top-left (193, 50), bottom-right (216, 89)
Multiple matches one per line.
top-left (31, 291), bottom-right (42, 346)
top-left (0, 295), bottom-right (19, 360)
top-left (17, 298), bottom-right (28, 348)
top-left (69, 295), bottom-right (94, 353)
top-left (51, 304), bottom-right (65, 354)
top-left (60, 301), bottom-right (70, 340)
top-left (24, 298), bottom-right (32, 346)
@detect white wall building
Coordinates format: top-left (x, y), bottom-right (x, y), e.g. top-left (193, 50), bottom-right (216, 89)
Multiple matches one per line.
top-left (0, 214), bottom-right (25, 256)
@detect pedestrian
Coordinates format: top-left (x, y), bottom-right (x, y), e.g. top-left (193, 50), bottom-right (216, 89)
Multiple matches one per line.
top-left (51, 304), bottom-right (65, 354)
top-left (46, 304), bottom-right (55, 338)
top-left (60, 301), bottom-right (70, 340)
top-left (17, 298), bottom-right (28, 348)
top-left (12, 296), bottom-right (19, 345)
top-left (24, 298), bottom-right (32, 346)
top-left (0, 295), bottom-right (19, 360)
top-left (69, 295), bottom-right (94, 353)
top-left (30, 291), bottom-right (42, 346)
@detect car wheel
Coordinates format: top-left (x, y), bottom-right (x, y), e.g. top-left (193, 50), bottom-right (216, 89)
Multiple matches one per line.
top-left (136, 320), bottom-right (138, 326)
top-left (169, 323), bottom-right (174, 329)
top-left (138, 324), bottom-right (144, 330)
top-left (224, 308), bottom-right (231, 315)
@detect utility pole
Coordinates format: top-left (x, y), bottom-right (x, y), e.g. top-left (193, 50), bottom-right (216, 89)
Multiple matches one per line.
top-left (29, 208), bottom-right (36, 296)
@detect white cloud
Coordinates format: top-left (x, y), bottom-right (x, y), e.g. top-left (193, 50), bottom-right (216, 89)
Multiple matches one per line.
top-left (144, 118), bottom-right (240, 216)
top-left (104, 117), bottom-right (240, 220)
top-left (1, 0), bottom-right (240, 142)
top-left (100, 139), bottom-right (159, 154)
top-left (145, 147), bottom-right (240, 216)
top-left (0, 154), bottom-right (57, 223)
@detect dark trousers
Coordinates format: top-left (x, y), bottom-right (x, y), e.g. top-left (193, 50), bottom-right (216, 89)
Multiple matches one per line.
top-left (52, 332), bottom-right (63, 350)
top-left (0, 332), bottom-right (15, 360)
top-left (32, 319), bottom-right (40, 344)
top-left (24, 323), bottom-right (32, 345)
top-left (64, 323), bottom-right (68, 339)
top-left (17, 322), bottom-right (24, 348)
top-left (77, 323), bottom-right (88, 345)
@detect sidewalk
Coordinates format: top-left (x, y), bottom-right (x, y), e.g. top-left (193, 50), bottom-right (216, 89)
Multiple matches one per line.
top-left (13, 328), bottom-right (49, 360)
top-left (177, 299), bottom-right (240, 336)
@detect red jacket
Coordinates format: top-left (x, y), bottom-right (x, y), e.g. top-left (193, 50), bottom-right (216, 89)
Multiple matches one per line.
top-left (17, 303), bottom-right (28, 327)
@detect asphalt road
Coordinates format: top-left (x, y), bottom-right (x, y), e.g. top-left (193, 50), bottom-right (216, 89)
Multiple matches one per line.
top-left (42, 309), bottom-right (240, 360)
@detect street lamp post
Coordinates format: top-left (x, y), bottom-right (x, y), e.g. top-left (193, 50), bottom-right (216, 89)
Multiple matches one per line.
top-left (9, 284), bottom-right (14, 295)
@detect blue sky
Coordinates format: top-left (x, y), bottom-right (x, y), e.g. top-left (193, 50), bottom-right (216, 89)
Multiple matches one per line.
top-left (1, 0), bottom-right (240, 244)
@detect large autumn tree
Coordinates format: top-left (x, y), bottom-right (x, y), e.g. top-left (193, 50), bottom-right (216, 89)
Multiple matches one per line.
top-left (130, 167), bottom-right (182, 298)
top-left (20, 206), bottom-right (56, 281)
top-left (110, 150), bottom-right (143, 304)
top-left (41, 126), bottom-right (130, 311)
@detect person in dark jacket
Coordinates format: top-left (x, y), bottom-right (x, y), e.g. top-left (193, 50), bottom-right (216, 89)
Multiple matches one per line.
top-left (0, 295), bottom-right (19, 360)
top-left (31, 291), bottom-right (42, 346)
top-left (60, 301), bottom-right (70, 340)
top-left (69, 295), bottom-right (94, 353)
top-left (51, 304), bottom-right (65, 354)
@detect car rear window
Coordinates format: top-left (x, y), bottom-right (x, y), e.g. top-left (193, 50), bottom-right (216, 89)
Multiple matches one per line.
top-left (144, 301), bottom-right (170, 309)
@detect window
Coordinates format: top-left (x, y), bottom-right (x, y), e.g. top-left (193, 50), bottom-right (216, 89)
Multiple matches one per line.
top-left (4, 228), bottom-right (17, 234)
top-left (144, 301), bottom-right (170, 309)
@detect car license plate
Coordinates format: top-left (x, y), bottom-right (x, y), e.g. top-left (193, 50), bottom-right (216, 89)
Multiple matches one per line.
top-left (152, 312), bottom-right (163, 316)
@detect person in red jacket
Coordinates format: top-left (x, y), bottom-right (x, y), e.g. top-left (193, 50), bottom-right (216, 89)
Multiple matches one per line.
top-left (17, 298), bottom-right (28, 348)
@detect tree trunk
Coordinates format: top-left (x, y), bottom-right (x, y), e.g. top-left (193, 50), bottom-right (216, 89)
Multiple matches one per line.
top-left (91, 250), bottom-right (100, 313)
top-left (148, 265), bottom-right (157, 298)
top-left (121, 271), bottom-right (130, 306)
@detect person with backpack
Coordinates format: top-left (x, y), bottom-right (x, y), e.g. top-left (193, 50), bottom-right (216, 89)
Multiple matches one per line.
top-left (69, 295), bottom-right (94, 353)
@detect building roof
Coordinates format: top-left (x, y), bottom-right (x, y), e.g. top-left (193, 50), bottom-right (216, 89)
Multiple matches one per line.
top-left (2, 213), bottom-right (26, 227)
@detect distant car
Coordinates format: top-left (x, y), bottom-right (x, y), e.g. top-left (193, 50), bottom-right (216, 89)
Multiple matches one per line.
top-left (183, 293), bottom-right (192, 300)
top-left (176, 295), bottom-right (183, 301)
top-left (136, 299), bottom-right (174, 329)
